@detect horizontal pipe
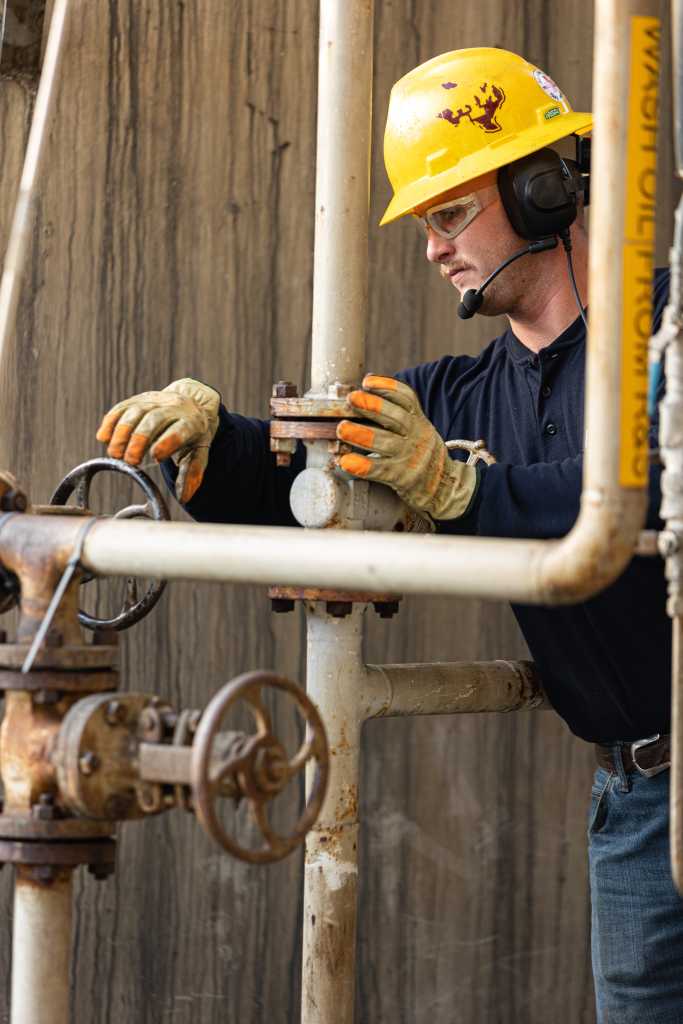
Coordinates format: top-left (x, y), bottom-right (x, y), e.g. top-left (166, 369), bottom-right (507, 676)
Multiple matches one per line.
top-left (81, 517), bottom-right (564, 603)
top-left (363, 659), bottom-right (547, 719)
top-left (56, 511), bottom-right (633, 605)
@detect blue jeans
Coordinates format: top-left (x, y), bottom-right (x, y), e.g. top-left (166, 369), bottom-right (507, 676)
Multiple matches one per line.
top-left (589, 748), bottom-right (683, 1023)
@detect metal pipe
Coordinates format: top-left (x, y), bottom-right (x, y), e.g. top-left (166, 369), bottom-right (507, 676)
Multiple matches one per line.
top-left (76, 512), bottom-right (630, 604)
top-left (673, 0), bottom-right (683, 177)
top-left (11, 867), bottom-right (73, 1024)
top-left (0, 0), bottom-right (70, 376)
top-left (302, 603), bottom-right (366, 1024)
top-left (660, 4), bottom-right (683, 896)
top-left (364, 660), bottom-right (547, 719)
top-left (309, 0), bottom-right (373, 394)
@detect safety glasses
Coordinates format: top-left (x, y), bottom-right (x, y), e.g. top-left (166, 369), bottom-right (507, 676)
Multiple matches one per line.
top-left (415, 185), bottom-right (499, 240)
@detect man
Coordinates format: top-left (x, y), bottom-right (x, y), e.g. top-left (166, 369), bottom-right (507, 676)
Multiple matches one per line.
top-left (97, 49), bottom-right (677, 1022)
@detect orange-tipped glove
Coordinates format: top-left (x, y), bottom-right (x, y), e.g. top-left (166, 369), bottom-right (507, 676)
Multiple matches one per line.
top-left (96, 378), bottom-right (220, 504)
top-left (336, 375), bottom-right (477, 520)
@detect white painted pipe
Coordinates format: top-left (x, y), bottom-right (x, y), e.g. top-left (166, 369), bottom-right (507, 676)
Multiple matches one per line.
top-left (11, 867), bottom-right (73, 1024)
top-left (309, 0), bottom-right (373, 394)
top-left (81, 518), bottom-right (556, 602)
top-left (302, 604), bottom-right (366, 1024)
top-left (0, 0), bottom-right (70, 376)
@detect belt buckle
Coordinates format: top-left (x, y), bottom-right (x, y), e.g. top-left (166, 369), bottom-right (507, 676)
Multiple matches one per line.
top-left (630, 733), bottom-right (670, 778)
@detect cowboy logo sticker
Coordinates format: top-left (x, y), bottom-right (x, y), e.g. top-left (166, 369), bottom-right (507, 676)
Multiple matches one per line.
top-left (437, 81), bottom-right (506, 133)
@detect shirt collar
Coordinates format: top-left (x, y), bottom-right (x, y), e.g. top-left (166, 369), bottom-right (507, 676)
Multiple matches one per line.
top-left (504, 310), bottom-right (586, 365)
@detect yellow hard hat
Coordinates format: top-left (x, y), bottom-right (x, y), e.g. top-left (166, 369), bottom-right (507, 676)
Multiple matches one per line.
top-left (381, 47), bottom-right (592, 226)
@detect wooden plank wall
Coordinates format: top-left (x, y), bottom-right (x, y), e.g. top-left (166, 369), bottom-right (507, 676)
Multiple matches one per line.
top-left (0, 2), bottom-right (677, 1021)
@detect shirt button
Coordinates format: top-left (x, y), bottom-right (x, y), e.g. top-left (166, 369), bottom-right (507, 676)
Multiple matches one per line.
top-left (542, 384), bottom-right (552, 398)
top-left (545, 422), bottom-right (558, 436)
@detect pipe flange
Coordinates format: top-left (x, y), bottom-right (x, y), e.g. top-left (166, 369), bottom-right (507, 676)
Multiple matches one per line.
top-left (0, 669), bottom-right (118, 693)
top-left (0, 815), bottom-right (114, 841)
top-left (0, 643), bottom-right (118, 671)
top-left (268, 585), bottom-right (401, 618)
top-left (0, 838), bottom-right (116, 868)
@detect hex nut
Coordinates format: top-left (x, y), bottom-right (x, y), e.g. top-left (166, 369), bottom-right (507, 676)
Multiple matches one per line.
top-left (32, 794), bottom-right (57, 820)
top-left (33, 689), bottom-right (61, 706)
top-left (105, 700), bottom-right (127, 726)
top-left (79, 751), bottom-right (99, 776)
top-left (138, 707), bottom-right (162, 741)
top-left (88, 862), bottom-right (115, 882)
top-left (326, 601), bottom-right (352, 618)
top-left (28, 864), bottom-right (58, 884)
top-left (272, 380), bottom-right (298, 398)
top-left (373, 601), bottom-right (400, 619)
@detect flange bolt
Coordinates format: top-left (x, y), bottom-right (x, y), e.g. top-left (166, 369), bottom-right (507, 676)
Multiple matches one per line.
top-left (79, 751), bottom-right (100, 776)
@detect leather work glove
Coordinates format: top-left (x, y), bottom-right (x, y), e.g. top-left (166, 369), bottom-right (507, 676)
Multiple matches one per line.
top-left (96, 378), bottom-right (221, 504)
top-left (336, 375), bottom-right (478, 520)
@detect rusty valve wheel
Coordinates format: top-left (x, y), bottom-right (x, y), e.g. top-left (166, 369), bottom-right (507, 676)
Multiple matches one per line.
top-left (50, 457), bottom-right (170, 631)
top-left (190, 671), bottom-right (329, 864)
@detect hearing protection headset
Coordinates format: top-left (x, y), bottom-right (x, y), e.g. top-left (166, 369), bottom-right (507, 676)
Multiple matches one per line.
top-left (497, 143), bottom-right (588, 241)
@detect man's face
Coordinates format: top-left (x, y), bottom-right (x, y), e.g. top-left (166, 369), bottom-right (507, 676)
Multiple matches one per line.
top-left (420, 177), bottom-right (531, 317)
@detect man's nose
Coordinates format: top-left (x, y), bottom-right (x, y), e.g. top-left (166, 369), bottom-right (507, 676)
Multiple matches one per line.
top-left (425, 229), bottom-right (455, 264)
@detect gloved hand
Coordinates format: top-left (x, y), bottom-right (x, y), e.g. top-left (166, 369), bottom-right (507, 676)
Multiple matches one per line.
top-left (96, 378), bottom-right (221, 504)
top-left (336, 375), bottom-right (477, 520)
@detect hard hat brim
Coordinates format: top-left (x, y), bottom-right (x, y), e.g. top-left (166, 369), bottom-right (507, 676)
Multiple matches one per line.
top-left (379, 112), bottom-right (593, 227)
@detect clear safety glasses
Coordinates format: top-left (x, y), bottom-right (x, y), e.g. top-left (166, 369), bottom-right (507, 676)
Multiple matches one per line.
top-left (415, 186), bottom-right (498, 240)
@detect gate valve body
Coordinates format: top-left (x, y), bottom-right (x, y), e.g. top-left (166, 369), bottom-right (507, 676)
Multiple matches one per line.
top-left (53, 671), bottom-right (329, 864)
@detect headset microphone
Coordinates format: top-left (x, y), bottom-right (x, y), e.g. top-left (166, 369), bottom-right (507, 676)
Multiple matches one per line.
top-left (456, 237), bottom-right (558, 320)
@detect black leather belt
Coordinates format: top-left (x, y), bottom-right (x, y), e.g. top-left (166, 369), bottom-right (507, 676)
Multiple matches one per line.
top-left (595, 733), bottom-right (670, 778)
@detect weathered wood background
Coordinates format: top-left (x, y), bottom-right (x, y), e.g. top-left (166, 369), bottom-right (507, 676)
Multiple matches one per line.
top-left (0, 2), bottom-right (677, 1021)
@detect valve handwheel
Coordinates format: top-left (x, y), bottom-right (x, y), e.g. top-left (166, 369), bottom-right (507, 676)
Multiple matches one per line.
top-left (191, 671), bottom-right (329, 864)
top-left (50, 457), bottom-right (169, 630)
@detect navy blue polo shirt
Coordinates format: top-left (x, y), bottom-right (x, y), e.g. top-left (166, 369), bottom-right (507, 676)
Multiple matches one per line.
top-left (164, 268), bottom-right (670, 744)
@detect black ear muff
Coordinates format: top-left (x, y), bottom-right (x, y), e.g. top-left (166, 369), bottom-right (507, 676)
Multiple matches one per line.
top-left (498, 148), bottom-right (578, 241)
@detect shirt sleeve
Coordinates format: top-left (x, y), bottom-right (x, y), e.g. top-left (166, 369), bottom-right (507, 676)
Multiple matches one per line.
top-left (160, 405), bottom-right (305, 526)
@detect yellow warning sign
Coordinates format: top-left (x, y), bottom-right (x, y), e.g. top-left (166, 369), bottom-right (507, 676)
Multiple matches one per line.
top-left (620, 16), bottom-right (660, 487)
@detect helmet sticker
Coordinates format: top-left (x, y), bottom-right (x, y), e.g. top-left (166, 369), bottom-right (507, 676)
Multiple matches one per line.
top-left (533, 69), bottom-right (564, 102)
top-left (437, 82), bottom-right (506, 134)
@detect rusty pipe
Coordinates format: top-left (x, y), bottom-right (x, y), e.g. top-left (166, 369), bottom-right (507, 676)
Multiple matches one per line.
top-left (302, 603), bottom-right (365, 1024)
top-left (363, 660), bottom-right (547, 719)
